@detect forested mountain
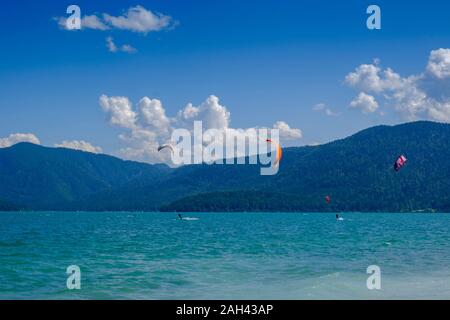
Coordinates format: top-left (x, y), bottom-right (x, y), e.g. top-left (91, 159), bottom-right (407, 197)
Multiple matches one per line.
top-left (0, 142), bottom-right (171, 209)
top-left (160, 121), bottom-right (450, 212)
top-left (0, 199), bottom-right (21, 211)
top-left (1, 121), bottom-right (450, 212)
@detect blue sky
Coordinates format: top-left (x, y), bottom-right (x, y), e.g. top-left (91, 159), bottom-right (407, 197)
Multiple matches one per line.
top-left (1, 0), bottom-right (450, 162)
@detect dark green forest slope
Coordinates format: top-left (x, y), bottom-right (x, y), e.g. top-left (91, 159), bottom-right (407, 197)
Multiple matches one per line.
top-left (0, 143), bottom-right (171, 209)
top-left (160, 121), bottom-right (450, 212)
top-left (1, 121), bottom-right (450, 212)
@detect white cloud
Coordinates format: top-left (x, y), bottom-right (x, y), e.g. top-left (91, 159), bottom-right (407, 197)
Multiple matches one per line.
top-left (82, 15), bottom-right (109, 30)
top-left (177, 95), bottom-right (230, 130)
top-left (345, 49), bottom-right (450, 122)
top-left (106, 36), bottom-right (118, 52)
top-left (57, 15), bottom-right (109, 31)
top-left (106, 37), bottom-right (137, 54)
top-left (100, 95), bottom-right (137, 129)
top-left (273, 121), bottom-right (303, 139)
top-left (313, 103), bottom-right (340, 117)
top-left (55, 140), bottom-right (103, 153)
top-left (103, 5), bottom-right (173, 33)
top-left (0, 133), bottom-right (41, 148)
top-left (426, 48), bottom-right (450, 79)
top-left (121, 44), bottom-right (138, 54)
top-left (138, 97), bottom-right (171, 134)
top-left (345, 64), bottom-right (403, 93)
top-left (56, 5), bottom-right (174, 33)
top-left (350, 92), bottom-right (379, 113)
top-left (99, 95), bottom-right (302, 164)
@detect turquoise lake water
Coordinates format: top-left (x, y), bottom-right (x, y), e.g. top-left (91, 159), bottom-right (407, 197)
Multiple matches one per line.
top-left (1, 212), bottom-right (450, 299)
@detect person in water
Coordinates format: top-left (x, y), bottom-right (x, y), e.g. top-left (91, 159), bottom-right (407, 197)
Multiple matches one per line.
top-left (336, 214), bottom-right (339, 220)
top-left (178, 214), bottom-right (183, 220)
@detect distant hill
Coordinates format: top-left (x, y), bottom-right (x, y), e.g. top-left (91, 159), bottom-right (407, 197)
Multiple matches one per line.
top-left (0, 199), bottom-right (21, 211)
top-left (1, 121), bottom-right (450, 212)
top-left (0, 143), bottom-right (171, 209)
top-left (160, 121), bottom-right (450, 212)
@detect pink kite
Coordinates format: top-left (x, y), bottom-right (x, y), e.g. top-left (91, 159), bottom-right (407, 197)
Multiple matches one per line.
top-left (394, 155), bottom-right (407, 172)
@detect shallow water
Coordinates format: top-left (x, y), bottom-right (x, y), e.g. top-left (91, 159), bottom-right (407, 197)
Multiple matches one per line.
top-left (1, 211), bottom-right (450, 299)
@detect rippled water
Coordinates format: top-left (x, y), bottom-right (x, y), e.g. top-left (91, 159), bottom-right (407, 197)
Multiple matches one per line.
top-left (1, 212), bottom-right (450, 299)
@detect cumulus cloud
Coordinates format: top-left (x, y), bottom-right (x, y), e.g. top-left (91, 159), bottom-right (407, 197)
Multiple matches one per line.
top-left (55, 140), bottom-right (103, 153)
top-left (345, 49), bottom-right (450, 122)
top-left (137, 97), bottom-right (171, 136)
top-left (345, 64), bottom-right (403, 93)
top-left (106, 37), bottom-right (137, 54)
top-left (56, 5), bottom-right (175, 33)
top-left (99, 95), bottom-right (302, 164)
top-left (273, 121), bottom-right (303, 139)
top-left (0, 133), bottom-right (41, 148)
top-left (103, 5), bottom-right (174, 33)
top-left (427, 48), bottom-right (450, 79)
top-left (81, 15), bottom-right (110, 30)
top-left (100, 95), bottom-right (137, 129)
top-left (57, 14), bottom-right (109, 31)
top-left (350, 92), bottom-right (379, 113)
top-left (313, 103), bottom-right (340, 117)
top-left (177, 95), bottom-right (230, 130)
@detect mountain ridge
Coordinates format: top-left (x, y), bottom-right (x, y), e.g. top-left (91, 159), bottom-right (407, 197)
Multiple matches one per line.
top-left (1, 121), bottom-right (450, 212)
top-left (0, 142), bottom-right (171, 209)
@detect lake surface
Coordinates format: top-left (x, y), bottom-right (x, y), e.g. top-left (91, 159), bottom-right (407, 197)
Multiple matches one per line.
top-left (1, 212), bottom-right (450, 299)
